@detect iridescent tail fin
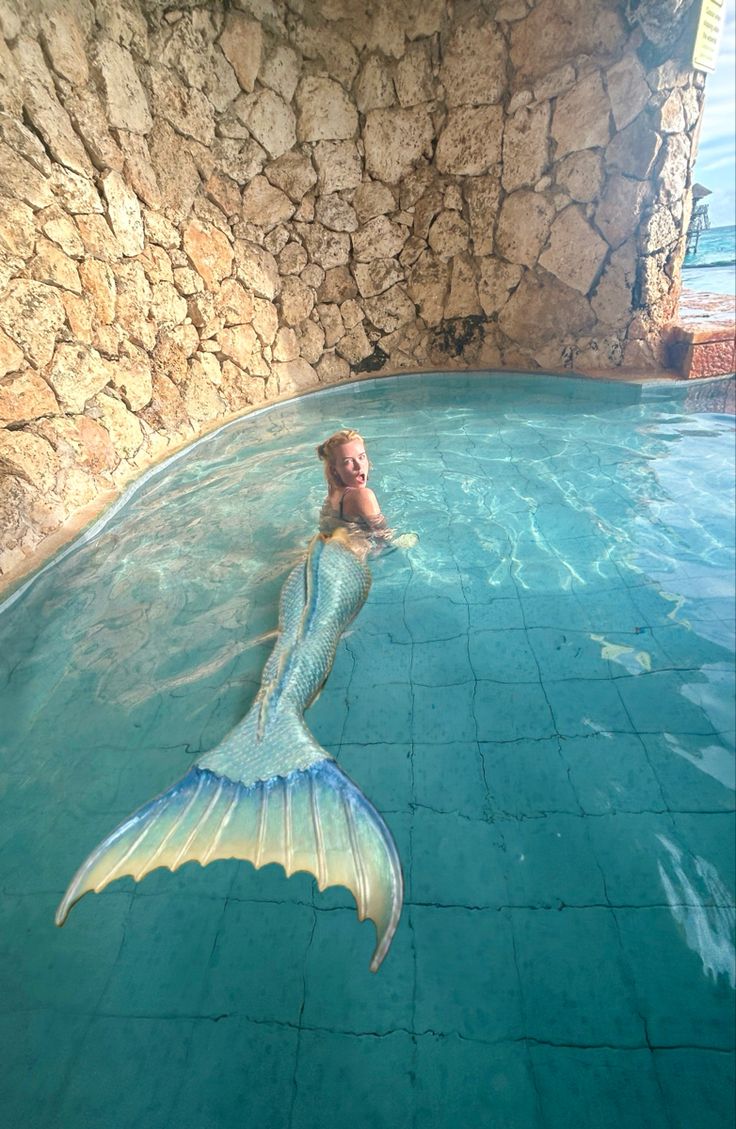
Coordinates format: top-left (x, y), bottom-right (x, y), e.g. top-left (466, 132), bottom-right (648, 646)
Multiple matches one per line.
top-left (55, 757), bottom-right (403, 972)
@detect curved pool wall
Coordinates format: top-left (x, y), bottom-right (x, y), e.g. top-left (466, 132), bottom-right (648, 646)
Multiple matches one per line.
top-left (1, 372), bottom-right (734, 1129)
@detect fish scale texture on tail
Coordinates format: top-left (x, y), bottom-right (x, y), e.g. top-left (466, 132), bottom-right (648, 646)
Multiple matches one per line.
top-left (56, 531), bottom-right (404, 971)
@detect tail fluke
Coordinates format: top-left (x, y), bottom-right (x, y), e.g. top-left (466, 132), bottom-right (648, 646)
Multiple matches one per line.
top-left (55, 760), bottom-right (403, 972)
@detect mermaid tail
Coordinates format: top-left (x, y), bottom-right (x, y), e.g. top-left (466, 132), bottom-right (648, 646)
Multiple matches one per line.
top-left (55, 530), bottom-right (404, 972)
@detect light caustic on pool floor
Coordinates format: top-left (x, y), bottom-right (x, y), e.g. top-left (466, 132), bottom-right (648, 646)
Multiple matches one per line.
top-left (0, 373), bottom-right (734, 1129)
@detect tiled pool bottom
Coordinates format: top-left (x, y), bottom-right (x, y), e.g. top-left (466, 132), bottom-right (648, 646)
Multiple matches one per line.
top-left (1, 372), bottom-right (734, 1128)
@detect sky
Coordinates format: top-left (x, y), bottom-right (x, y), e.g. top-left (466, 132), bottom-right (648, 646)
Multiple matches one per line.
top-left (692, 0), bottom-right (736, 227)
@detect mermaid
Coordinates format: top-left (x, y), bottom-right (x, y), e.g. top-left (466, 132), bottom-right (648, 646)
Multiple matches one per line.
top-left (55, 429), bottom-right (406, 971)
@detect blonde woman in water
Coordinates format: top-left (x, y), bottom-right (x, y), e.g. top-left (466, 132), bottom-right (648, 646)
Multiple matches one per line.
top-left (316, 428), bottom-right (417, 551)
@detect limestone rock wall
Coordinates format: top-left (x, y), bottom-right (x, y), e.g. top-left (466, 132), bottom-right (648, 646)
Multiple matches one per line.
top-left (0, 0), bottom-right (705, 579)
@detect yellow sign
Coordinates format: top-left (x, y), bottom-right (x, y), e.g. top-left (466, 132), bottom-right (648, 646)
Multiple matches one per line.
top-left (692, 0), bottom-right (727, 73)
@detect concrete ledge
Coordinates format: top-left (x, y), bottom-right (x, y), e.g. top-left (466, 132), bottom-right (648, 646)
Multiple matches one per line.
top-left (666, 290), bottom-right (736, 379)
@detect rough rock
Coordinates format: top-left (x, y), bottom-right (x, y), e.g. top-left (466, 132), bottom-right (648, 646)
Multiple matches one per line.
top-left (264, 151), bottom-right (317, 202)
top-left (0, 328), bottom-right (24, 379)
top-left (216, 278), bottom-right (254, 326)
top-left (79, 258), bottom-right (117, 323)
top-left (151, 68), bottom-right (216, 147)
top-left (408, 253), bottom-right (450, 326)
top-left (46, 343), bottom-right (115, 413)
top-left (183, 219), bottom-right (234, 292)
top-left (140, 372), bottom-right (191, 436)
top-left (510, 0), bottom-right (623, 83)
top-left (444, 254), bottom-right (482, 319)
top-left (273, 326), bottom-right (300, 362)
top-left (313, 141), bottom-right (362, 192)
top-left (212, 137), bottom-right (267, 186)
top-left (296, 76), bottom-right (358, 143)
top-left (440, 17), bottom-right (506, 106)
top-left (606, 55), bottom-right (651, 131)
top-left (273, 357), bottom-right (318, 396)
top-left (337, 324), bottom-right (373, 365)
top-left (315, 195), bottom-right (358, 233)
top-left (0, 280), bottom-right (66, 367)
top-left (352, 216), bottom-right (408, 262)
top-left (217, 324), bottom-right (259, 370)
top-left (428, 211), bottom-right (470, 259)
top-left (239, 89), bottom-right (296, 158)
top-left (591, 242), bottom-right (637, 325)
top-left (279, 276), bottom-right (315, 326)
top-left (234, 242), bottom-right (280, 300)
top-left (251, 298), bottom-right (279, 347)
top-left (502, 103), bottom-right (550, 192)
top-left (355, 54), bottom-right (396, 113)
top-left (353, 181), bottom-right (395, 224)
top-left (595, 175), bottom-right (650, 249)
top-left (279, 242), bottom-right (309, 276)
top-left (0, 370), bottom-right (58, 424)
top-left (92, 38), bottom-right (153, 134)
top-left (297, 223), bottom-right (350, 270)
top-left (219, 12), bottom-right (261, 92)
top-left (117, 132), bottom-right (161, 210)
top-left (0, 428), bottom-right (59, 492)
top-left (30, 238), bottom-right (82, 293)
top-left (295, 320), bottom-right (325, 365)
top-left (555, 151), bottom-right (604, 203)
top-left (498, 272), bottom-right (595, 350)
top-left (0, 197), bottom-right (36, 258)
top-left (551, 71), bottom-right (611, 159)
top-left (101, 171), bottom-right (144, 257)
top-left (364, 108), bottom-right (434, 183)
top-left (435, 107), bottom-right (504, 176)
top-left (111, 350), bottom-right (153, 411)
top-left (91, 390), bottom-right (144, 458)
top-left (658, 89), bottom-right (686, 134)
top-left (353, 258), bottom-right (404, 299)
top-left (606, 116), bottom-right (662, 179)
top-left (315, 303), bottom-right (345, 347)
top-left (39, 7), bottom-right (89, 87)
top-left (539, 206), bottom-right (609, 294)
top-left (363, 284), bottom-right (416, 332)
top-left (113, 260), bottom-right (155, 350)
top-left (464, 177), bottom-right (501, 256)
top-left (395, 42), bottom-right (433, 107)
top-left (183, 357), bottom-right (225, 425)
top-left (318, 266), bottom-right (358, 303)
top-left (0, 141), bottom-right (55, 210)
top-left (477, 258), bottom-right (523, 316)
top-left (496, 191), bottom-right (555, 268)
top-left (656, 133), bottom-right (691, 206)
top-left (316, 352), bottom-right (350, 383)
top-left (260, 44), bottom-right (300, 103)
top-left (241, 176), bottom-right (295, 228)
top-left (40, 208), bottom-right (86, 258)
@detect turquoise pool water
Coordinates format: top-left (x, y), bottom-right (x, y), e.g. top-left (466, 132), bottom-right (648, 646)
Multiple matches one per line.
top-left (1, 372), bottom-right (734, 1128)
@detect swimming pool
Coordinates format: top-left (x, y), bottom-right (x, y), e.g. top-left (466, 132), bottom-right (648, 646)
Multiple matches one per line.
top-left (1, 372), bottom-right (734, 1128)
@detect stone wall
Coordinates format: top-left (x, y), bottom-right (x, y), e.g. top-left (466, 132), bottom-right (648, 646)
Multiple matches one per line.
top-left (0, 0), bottom-right (705, 580)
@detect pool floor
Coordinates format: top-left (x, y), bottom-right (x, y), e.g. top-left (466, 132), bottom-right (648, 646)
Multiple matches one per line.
top-left (1, 373), bottom-right (734, 1127)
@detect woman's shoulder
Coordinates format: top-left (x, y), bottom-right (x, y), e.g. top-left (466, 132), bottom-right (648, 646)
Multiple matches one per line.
top-left (342, 486), bottom-right (381, 517)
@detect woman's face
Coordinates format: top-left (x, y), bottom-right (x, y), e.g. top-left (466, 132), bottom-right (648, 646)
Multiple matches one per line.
top-left (332, 439), bottom-right (369, 488)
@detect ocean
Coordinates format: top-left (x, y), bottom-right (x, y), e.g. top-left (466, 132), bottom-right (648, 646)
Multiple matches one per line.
top-left (682, 223), bottom-right (736, 297)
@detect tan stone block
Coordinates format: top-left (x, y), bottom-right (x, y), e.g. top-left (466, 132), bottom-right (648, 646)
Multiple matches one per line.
top-left (264, 151), bottom-right (317, 203)
top-left (204, 172), bottom-right (242, 219)
top-left (502, 102), bottom-right (550, 192)
top-left (297, 223), bottom-right (351, 271)
top-left (595, 175), bottom-right (650, 249)
top-left (0, 427), bottom-right (59, 492)
top-left (273, 357), bottom-right (318, 396)
top-left (444, 254), bottom-right (481, 319)
top-left (219, 360), bottom-right (268, 410)
top-left (606, 116), bottom-right (662, 180)
top-left (606, 55), bottom-right (651, 131)
top-left (79, 259), bottom-right (117, 325)
top-left (591, 241), bottom-right (637, 327)
top-left (510, 0), bottom-right (623, 83)
top-left (216, 278), bottom-right (254, 326)
top-left (428, 211), bottom-right (469, 260)
top-left (295, 319), bottom-right (325, 366)
top-left (498, 272), bottom-right (594, 350)
top-left (555, 151), bottom-right (604, 203)
top-left (353, 181), bottom-right (395, 224)
top-left (238, 88), bottom-right (296, 159)
top-left (318, 266), bottom-right (358, 304)
top-left (315, 303), bottom-right (345, 348)
top-left (0, 370), bottom-right (58, 424)
top-left (441, 16), bottom-right (506, 107)
top-left (273, 327), bottom-right (300, 362)
top-left (101, 170), bottom-right (144, 258)
top-left (114, 260), bottom-right (155, 350)
top-left (315, 195), bottom-right (359, 233)
top-left (183, 219), bottom-right (234, 292)
top-left (0, 141), bottom-right (54, 210)
top-left (30, 238), bottom-right (82, 294)
top-left (337, 324), bottom-right (373, 365)
top-left (540, 205), bottom-right (609, 294)
top-left (92, 38), bottom-right (152, 134)
top-left (278, 242), bottom-right (309, 277)
top-left (552, 71), bottom-right (611, 159)
top-left (464, 176), bottom-right (502, 256)
top-left (241, 176), bottom-right (295, 229)
top-left (408, 252), bottom-right (450, 326)
top-left (0, 196), bottom-right (35, 259)
top-left (477, 258), bottom-right (523, 317)
top-left (364, 108), bottom-right (434, 183)
top-left (111, 349), bottom-right (153, 411)
top-left (46, 343), bottom-right (115, 413)
top-left (352, 216), bottom-right (408, 262)
top-left (260, 43), bottom-right (300, 103)
top-left (183, 359), bottom-right (225, 425)
top-left (355, 54), bottom-right (396, 114)
top-left (0, 280), bottom-right (66, 367)
top-left (395, 41), bottom-right (433, 107)
top-left (658, 89), bottom-right (686, 134)
top-left (316, 352), bottom-right (351, 384)
top-left (149, 122), bottom-right (202, 226)
top-left (218, 11), bottom-right (261, 92)
top-left (353, 258), bottom-right (404, 299)
top-left (39, 209), bottom-right (84, 259)
top-left (217, 324), bottom-right (259, 370)
top-left (296, 76), bottom-right (358, 144)
top-left (89, 389), bottom-right (144, 459)
top-left (234, 241), bottom-right (280, 300)
top-left (279, 277), bottom-right (315, 326)
top-left (313, 141), bottom-right (363, 193)
top-left (496, 191), bottom-right (555, 268)
top-left (0, 327), bottom-right (23, 378)
top-left (252, 298), bottom-right (279, 346)
top-left (61, 292), bottom-right (94, 344)
top-left (364, 284), bottom-right (416, 333)
top-left (435, 106), bottom-right (504, 176)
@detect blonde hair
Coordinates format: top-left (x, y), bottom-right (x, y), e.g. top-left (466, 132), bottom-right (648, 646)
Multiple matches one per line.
top-left (317, 428), bottom-right (365, 488)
